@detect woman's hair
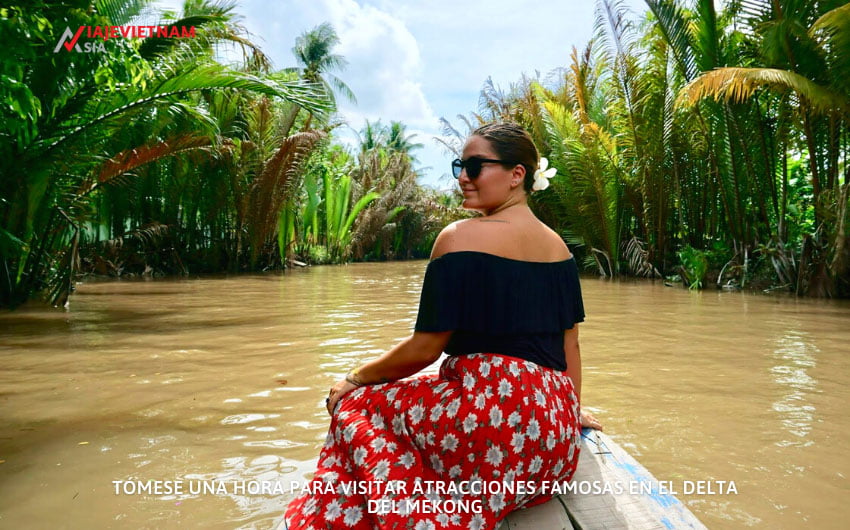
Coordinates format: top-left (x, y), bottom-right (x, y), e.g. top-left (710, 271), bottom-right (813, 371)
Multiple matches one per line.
top-left (471, 122), bottom-right (539, 192)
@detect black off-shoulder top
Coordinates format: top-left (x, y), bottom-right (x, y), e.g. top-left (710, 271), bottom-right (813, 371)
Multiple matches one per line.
top-left (414, 251), bottom-right (585, 371)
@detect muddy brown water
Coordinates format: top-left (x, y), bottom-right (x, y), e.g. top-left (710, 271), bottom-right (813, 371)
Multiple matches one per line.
top-left (0, 260), bottom-right (848, 528)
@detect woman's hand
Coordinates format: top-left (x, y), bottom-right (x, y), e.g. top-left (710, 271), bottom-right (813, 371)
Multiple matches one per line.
top-left (326, 378), bottom-right (360, 415)
top-left (580, 409), bottom-right (603, 431)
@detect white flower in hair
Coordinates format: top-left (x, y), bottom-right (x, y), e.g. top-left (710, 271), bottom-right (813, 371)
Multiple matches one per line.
top-left (532, 157), bottom-right (557, 191)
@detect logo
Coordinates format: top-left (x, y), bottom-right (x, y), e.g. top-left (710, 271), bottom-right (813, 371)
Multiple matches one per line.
top-left (53, 26), bottom-right (85, 53)
top-left (53, 25), bottom-right (196, 53)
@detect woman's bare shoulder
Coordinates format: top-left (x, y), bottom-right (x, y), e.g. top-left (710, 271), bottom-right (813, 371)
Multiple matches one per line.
top-left (540, 222), bottom-right (573, 260)
top-left (430, 221), bottom-right (464, 259)
top-left (430, 219), bottom-right (494, 258)
top-left (431, 219), bottom-right (571, 261)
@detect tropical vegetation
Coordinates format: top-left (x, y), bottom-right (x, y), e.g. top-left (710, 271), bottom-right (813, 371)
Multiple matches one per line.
top-left (443, 0), bottom-right (849, 297)
top-left (4, 0), bottom-right (848, 310)
top-left (1, 1), bottom-right (460, 309)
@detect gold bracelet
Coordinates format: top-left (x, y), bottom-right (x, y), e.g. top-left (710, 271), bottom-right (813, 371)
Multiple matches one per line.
top-left (345, 368), bottom-right (364, 387)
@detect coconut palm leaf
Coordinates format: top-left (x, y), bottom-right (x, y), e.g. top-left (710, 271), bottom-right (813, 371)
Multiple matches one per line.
top-left (679, 67), bottom-right (848, 113)
top-left (644, 0), bottom-right (698, 80)
top-left (92, 134), bottom-right (212, 192)
top-left (811, 2), bottom-right (850, 93)
top-left (246, 130), bottom-right (323, 263)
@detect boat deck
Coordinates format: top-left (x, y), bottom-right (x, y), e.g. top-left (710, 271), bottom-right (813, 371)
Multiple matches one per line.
top-left (499, 429), bottom-right (707, 529)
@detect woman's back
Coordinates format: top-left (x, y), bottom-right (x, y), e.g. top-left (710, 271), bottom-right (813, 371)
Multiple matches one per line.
top-left (433, 213), bottom-right (572, 263)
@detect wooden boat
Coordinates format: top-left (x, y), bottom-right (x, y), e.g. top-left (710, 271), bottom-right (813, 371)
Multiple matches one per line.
top-left (499, 428), bottom-right (707, 529)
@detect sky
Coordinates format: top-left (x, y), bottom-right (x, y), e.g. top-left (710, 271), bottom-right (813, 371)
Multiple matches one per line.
top-left (153, 0), bottom-right (650, 189)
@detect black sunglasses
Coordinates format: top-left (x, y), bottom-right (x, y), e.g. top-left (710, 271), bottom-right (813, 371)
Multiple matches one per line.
top-left (451, 157), bottom-right (517, 179)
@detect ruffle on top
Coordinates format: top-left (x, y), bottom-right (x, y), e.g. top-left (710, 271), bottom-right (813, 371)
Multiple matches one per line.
top-left (414, 251), bottom-right (585, 334)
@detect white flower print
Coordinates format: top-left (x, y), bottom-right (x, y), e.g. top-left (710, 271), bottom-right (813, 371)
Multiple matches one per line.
top-left (478, 362), bottom-right (491, 378)
top-left (449, 464), bottom-right (462, 478)
top-left (526, 418), bottom-right (541, 441)
top-left (491, 356), bottom-right (503, 366)
top-left (399, 451), bottom-right (416, 469)
top-left (553, 459), bottom-right (564, 475)
top-left (534, 390), bottom-right (547, 407)
top-left (529, 455), bottom-right (543, 474)
top-left (343, 506), bottom-right (363, 526)
top-left (415, 521), bottom-right (436, 530)
top-left (511, 432), bottom-right (526, 453)
top-left (392, 414), bottom-right (406, 435)
top-left (462, 413), bottom-right (478, 434)
top-left (372, 459), bottom-right (390, 481)
top-left (371, 436), bottom-right (386, 452)
top-left (426, 431), bottom-right (436, 446)
top-left (436, 513), bottom-right (450, 525)
top-left (489, 405), bottom-right (503, 427)
top-left (302, 497), bottom-right (318, 515)
top-left (415, 433), bottom-right (427, 447)
top-left (483, 386), bottom-right (494, 399)
top-left (463, 372), bottom-right (476, 390)
top-left (508, 362), bottom-right (521, 378)
top-left (468, 513), bottom-right (485, 530)
top-left (508, 411), bottom-right (522, 428)
top-left (474, 393), bottom-right (487, 410)
top-left (324, 499), bottom-right (342, 521)
top-left (321, 455), bottom-right (340, 468)
top-left (546, 432), bottom-right (557, 450)
top-left (497, 378), bottom-right (512, 398)
top-left (441, 433), bottom-right (459, 452)
top-left (446, 398), bottom-right (461, 418)
top-left (488, 492), bottom-right (506, 512)
top-left (370, 413), bottom-right (386, 431)
top-left (343, 424), bottom-right (356, 443)
top-left (352, 447), bottom-right (367, 467)
top-left (434, 382), bottom-right (449, 394)
top-left (386, 388), bottom-right (399, 402)
top-left (429, 453), bottom-right (445, 474)
top-left (409, 404), bottom-right (425, 424)
top-left (485, 446), bottom-right (503, 467)
top-left (386, 442), bottom-right (397, 453)
top-left (429, 404), bottom-right (444, 422)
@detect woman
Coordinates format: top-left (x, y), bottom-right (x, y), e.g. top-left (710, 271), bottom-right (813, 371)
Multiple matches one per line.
top-left (285, 122), bottom-right (602, 529)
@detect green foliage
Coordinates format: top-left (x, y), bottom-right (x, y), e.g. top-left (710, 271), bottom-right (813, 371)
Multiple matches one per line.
top-left (471, 0), bottom-right (849, 297)
top-left (0, 1), bottom-right (333, 307)
top-left (678, 245), bottom-right (709, 289)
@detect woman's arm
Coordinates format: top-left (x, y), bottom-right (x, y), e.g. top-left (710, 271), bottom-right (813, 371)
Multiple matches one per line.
top-left (353, 331), bottom-right (452, 383)
top-left (564, 325), bottom-right (603, 430)
top-left (326, 331), bottom-right (452, 413)
top-left (564, 326), bottom-right (582, 402)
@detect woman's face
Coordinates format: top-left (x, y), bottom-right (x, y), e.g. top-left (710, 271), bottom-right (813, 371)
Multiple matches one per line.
top-left (458, 135), bottom-right (522, 212)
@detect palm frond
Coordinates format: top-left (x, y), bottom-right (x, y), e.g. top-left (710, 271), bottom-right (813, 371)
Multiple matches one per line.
top-left (96, 0), bottom-right (149, 25)
top-left (679, 67), bottom-right (848, 114)
top-left (645, 0), bottom-right (698, 80)
top-left (246, 130), bottom-right (323, 262)
top-left (91, 134), bottom-right (212, 192)
top-left (811, 2), bottom-right (850, 90)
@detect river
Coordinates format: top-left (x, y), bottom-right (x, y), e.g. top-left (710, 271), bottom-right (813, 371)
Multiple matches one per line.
top-left (0, 260), bottom-right (848, 529)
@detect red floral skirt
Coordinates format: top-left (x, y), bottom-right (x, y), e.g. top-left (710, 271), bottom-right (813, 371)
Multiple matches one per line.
top-left (284, 353), bottom-right (581, 529)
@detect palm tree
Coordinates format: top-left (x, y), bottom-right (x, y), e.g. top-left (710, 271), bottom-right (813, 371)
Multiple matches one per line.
top-left (281, 22), bottom-right (356, 134)
top-left (675, 0), bottom-right (850, 296)
top-left (0, 0), bottom-right (330, 307)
